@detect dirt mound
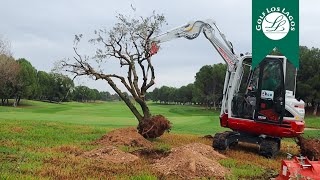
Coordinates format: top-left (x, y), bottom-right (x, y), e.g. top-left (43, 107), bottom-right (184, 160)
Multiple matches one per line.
top-left (152, 143), bottom-right (229, 179)
top-left (93, 127), bottom-right (153, 148)
top-left (82, 146), bottom-right (139, 164)
top-left (297, 136), bottom-right (320, 160)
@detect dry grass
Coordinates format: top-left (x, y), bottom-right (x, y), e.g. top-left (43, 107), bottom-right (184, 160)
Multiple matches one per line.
top-left (31, 133), bottom-right (299, 179)
top-left (39, 155), bottom-right (155, 180)
top-left (10, 126), bottom-right (25, 133)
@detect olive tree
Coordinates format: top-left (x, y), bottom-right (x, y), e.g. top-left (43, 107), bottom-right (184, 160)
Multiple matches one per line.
top-left (60, 12), bottom-right (171, 138)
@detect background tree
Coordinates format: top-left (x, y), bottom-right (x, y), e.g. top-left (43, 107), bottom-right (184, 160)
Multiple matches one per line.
top-left (0, 55), bottom-right (20, 105)
top-left (0, 35), bottom-right (11, 56)
top-left (16, 58), bottom-right (38, 105)
top-left (49, 73), bottom-right (74, 102)
top-left (176, 83), bottom-right (193, 105)
top-left (36, 71), bottom-right (53, 100)
top-left (296, 46), bottom-right (320, 115)
top-left (60, 12), bottom-right (170, 138)
top-left (193, 63), bottom-right (226, 109)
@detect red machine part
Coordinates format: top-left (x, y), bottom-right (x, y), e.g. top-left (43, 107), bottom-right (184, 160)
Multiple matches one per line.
top-left (150, 43), bottom-right (159, 55)
top-left (276, 157), bottom-right (320, 180)
top-left (220, 113), bottom-right (304, 138)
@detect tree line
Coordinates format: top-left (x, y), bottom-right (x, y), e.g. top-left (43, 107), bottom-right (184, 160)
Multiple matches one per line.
top-left (0, 44), bottom-right (120, 106)
top-left (147, 63), bottom-right (226, 109)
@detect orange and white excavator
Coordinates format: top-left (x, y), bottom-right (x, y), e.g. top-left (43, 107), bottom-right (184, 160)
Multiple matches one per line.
top-left (149, 19), bottom-right (305, 158)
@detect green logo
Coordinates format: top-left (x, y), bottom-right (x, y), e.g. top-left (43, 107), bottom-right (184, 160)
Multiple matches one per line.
top-left (252, 0), bottom-right (299, 68)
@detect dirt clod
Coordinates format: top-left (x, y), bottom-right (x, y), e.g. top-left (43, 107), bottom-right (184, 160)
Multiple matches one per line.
top-left (93, 127), bottom-right (153, 148)
top-left (82, 146), bottom-right (139, 164)
top-left (152, 143), bottom-right (229, 179)
top-left (138, 115), bottom-right (172, 138)
top-left (297, 136), bottom-right (320, 160)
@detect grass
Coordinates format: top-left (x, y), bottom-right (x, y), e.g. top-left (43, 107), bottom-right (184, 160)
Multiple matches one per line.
top-left (0, 100), bottom-right (223, 135)
top-left (304, 116), bottom-right (320, 129)
top-left (0, 100), bottom-right (319, 179)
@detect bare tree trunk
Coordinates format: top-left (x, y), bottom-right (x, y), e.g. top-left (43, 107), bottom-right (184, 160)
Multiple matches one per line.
top-left (106, 78), bottom-right (144, 122)
top-left (139, 101), bottom-right (151, 120)
top-left (17, 96), bottom-right (21, 105)
top-left (313, 103), bottom-right (318, 116)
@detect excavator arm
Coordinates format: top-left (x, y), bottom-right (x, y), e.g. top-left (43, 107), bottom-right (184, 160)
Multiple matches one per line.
top-left (149, 19), bottom-right (239, 71)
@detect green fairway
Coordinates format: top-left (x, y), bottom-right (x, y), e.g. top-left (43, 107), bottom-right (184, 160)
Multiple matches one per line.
top-left (0, 100), bottom-right (225, 135)
top-left (0, 100), bottom-right (319, 135)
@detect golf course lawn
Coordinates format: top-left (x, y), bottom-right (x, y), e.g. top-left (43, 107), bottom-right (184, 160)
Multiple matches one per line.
top-left (0, 100), bottom-right (319, 179)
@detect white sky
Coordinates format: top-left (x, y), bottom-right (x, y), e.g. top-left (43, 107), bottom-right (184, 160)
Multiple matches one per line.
top-left (1, 0), bottom-right (319, 93)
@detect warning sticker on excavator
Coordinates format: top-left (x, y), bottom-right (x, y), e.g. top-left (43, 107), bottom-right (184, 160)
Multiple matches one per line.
top-left (261, 90), bottom-right (274, 100)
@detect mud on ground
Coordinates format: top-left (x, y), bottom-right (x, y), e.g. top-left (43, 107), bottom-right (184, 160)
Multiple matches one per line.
top-left (297, 136), bottom-right (320, 160)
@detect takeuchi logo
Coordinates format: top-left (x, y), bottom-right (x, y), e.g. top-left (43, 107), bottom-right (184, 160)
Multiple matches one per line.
top-left (256, 7), bottom-right (296, 40)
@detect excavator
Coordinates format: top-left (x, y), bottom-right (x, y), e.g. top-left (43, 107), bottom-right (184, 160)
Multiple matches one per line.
top-left (149, 19), bottom-right (305, 158)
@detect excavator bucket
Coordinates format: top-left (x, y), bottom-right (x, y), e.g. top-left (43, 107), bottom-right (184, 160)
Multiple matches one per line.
top-left (276, 156), bottom-right (320, 180)
top-left (150, 42), bottom-right (159, 56)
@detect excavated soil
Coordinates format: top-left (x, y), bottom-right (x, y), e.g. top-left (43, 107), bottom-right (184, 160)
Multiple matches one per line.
top-left (82, 146), bottom-right (139, 164)
top-left (152, 143), bottom-right (229, 179)
top-left (92, 127), bottom-right (153, 148)
top-left (297, 136), bottom-right (320, 160)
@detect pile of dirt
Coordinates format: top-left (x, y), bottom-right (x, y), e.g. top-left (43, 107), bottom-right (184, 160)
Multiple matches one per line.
top-left (93, 127), bottom-right (153, 148)
top-left (152, 143), bottom-right (229, 179)
top-left (297, 136), bottom-right (320, 160)
top-left (82, 146), bottom-right (139, 164)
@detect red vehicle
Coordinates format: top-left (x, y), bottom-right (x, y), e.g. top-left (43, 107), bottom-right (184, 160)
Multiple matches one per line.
top-left (276, 156), bottom-right (320, 180)
top-left (150, 20), bottom-right (305, 157)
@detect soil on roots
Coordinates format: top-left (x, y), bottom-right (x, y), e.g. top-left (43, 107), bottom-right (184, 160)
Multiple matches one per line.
top-left (92, 127), bottom-right (153, 148)
top-left (138, 115), bottom-right (171, 138)
top-left (152, 143), bottom-right (229, 179)
top-left (297, 136), bottom-right (320, 160)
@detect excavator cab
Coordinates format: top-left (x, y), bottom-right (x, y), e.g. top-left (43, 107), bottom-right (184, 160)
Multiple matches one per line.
top-left (232, 56), bottom-right (295, 124)
top-left (254, 58), bottom-right (285, 124)
top-left (232, 57), bottom-right (286, 123)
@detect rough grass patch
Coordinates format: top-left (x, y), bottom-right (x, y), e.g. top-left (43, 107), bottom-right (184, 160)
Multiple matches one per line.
top-left (154, 143), bottom-right (171, 153)
top-left (53, 145), bottom-right (84, 155)
top-left (10, 126), bottom-right (25, 133)
top-left (219, 158), bottom-right (265, 179)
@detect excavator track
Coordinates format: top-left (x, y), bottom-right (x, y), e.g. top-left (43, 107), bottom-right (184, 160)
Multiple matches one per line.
top-left (212, 131), bottom-right (238, 150)
top-left (259, 138), bottom-right (280, 158)
top-left (213, 131), bottom-right (281, 158)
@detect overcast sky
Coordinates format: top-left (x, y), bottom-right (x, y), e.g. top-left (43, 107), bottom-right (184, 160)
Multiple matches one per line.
top-left (1, 0), bottom-right (319, 93)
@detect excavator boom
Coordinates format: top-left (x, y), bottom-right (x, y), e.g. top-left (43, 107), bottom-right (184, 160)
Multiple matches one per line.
top-left (150, 20), bottom-right (238, 71)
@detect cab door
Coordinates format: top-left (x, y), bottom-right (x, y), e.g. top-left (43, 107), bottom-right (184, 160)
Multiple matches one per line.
top-left (255, 58), bottom-right (285, 124)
